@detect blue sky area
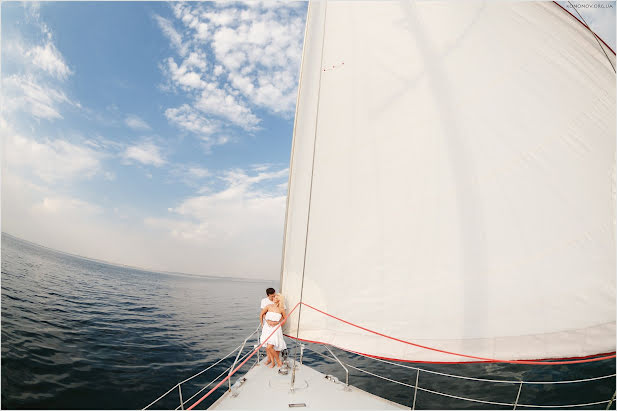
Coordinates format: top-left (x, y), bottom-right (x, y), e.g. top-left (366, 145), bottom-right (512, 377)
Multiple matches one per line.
top-left (2, 2), bottom-right (306, 279)
top-left (2, 1), bottom-right (615, 279)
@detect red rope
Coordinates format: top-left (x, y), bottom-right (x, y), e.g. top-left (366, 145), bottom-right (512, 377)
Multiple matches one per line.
top-left (553, 1), bottom-right (616, 56)
top-left (188, 300), bottom-right (613, 408)
top-left (300, 302), bottom-right (616, 365)
top-left (186, 302), bottom-right (301, 410)
top-left (286, 334), bottom-right (615, 365)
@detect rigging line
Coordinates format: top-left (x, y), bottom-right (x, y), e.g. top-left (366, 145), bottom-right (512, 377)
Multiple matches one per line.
top-left (567, 1), bottom-right (616, 73)
top-left (301, 302), bottom-right (617, 365)
top-left (295, 0), bottom-right (329, 342)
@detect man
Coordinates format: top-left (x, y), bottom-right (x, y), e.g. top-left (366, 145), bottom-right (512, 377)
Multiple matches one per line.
top-left (261, 287), bottom-right (276, 312)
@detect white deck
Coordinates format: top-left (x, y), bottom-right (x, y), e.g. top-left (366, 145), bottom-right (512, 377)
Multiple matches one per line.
top-left (209, 360), bottom-right (408, 410)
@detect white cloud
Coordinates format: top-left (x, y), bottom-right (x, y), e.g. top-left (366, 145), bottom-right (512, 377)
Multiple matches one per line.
top-left (199, 4), bottom-right (305, 114)
top-left (26, 42), bottom-right (73, 80)
top-left (156, 2), bottom-right (305, 141)
top-left (125, 114), bottom-right (152, 130)
top-left (4, 132), bottom-right (102, 183)
top-left (221, 166), bottom-right (289, 188)
top-left (155, 15), bottom-right (189, 57)
top-left (195, 86), bottom-right (259, 130)
top-left (165, 104), bottom-right (219, 137)
top-left (166, 57), bottom-right (207, 90)
top-left (166, 163), bottom-right (212, 188)
top-left (3, 74), bottom-right (75, 120)
top-left (184, 51), bottom-right (208, 71)
top-left (147, 166), bottom-right (288, 262)
top-left (123, 142), bottom-right (166, 167)
top-left (163, 57), bottom-right (259, 131)
top-left (84, 134), bottom-right (125, 151)
top-left (188, 166), bottom-right (210, 178)
top-left (33, 196), bottom-right (102, 215)
top-left (145, 217), bottom-right (213, 242)
top-left (3, 9), bottom-right (78, 121)
top-left (23, 3), bottom-right (51, 38)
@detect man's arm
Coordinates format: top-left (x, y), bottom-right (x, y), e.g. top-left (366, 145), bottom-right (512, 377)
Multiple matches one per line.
top-left (259, 306), bottom-right (269, 325)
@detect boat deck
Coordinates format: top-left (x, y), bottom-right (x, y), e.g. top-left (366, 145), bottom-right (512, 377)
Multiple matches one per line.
top-left (209, 360), bottom-right (408, 409)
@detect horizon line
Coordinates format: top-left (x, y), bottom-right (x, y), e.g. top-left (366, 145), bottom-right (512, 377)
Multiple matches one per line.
top-left (1, 231), bottom-right (275, 283)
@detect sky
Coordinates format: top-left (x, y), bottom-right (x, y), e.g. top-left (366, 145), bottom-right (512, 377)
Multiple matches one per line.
top-left (1, 1), bottom-right (615, 280)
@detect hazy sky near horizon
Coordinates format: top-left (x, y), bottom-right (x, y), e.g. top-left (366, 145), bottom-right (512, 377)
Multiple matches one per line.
top-left (2, 1), bottom-right (615, 280)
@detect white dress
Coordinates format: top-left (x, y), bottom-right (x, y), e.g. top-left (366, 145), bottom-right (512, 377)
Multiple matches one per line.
top-left (260, 311), bottom-right (287, 351)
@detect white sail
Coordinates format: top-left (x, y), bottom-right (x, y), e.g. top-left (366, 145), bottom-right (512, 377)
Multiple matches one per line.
top-left (281, 0), bottom-right (616, 362)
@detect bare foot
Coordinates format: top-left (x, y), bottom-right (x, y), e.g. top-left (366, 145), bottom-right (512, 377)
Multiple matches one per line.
top-left (264, 360), bottom-right (271, 366)
top-left (268, 363), bottom-right (275, 368)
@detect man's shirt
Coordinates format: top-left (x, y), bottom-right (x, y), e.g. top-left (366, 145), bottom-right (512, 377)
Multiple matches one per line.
top-left (261, 297), bottom-right (273, 310)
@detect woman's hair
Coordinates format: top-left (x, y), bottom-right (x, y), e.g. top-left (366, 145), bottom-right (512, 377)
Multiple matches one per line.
top-left (275, 293), bottom-right (285, 309)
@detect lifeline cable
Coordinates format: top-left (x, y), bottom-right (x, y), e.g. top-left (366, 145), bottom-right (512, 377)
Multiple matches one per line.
top-left (186, 300), bottom-right (613, 409)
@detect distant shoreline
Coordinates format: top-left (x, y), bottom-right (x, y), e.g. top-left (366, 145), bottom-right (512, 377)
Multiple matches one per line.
top-left (1, 232), bottom-right (273, 283)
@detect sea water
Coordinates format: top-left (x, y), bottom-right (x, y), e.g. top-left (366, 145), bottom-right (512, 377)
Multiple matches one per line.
top-left (2, 233), bottom-right (615, 409)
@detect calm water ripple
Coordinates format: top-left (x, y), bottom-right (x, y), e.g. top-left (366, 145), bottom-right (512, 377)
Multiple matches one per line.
top-left (2, 233), bottom-right (275, 409)
top-left (2, 233), bottom-right (615, 409)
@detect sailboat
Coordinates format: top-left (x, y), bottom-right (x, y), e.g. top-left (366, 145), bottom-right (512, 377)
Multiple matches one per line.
top-left (145, 0), bottom-right (616, 409)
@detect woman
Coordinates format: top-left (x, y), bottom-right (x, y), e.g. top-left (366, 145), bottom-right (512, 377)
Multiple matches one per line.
top-left (259, 294), bottom-right (287, 368)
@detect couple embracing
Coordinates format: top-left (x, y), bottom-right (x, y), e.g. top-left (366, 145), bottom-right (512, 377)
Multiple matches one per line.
top-left (259, 288), bottom-right (287, 368)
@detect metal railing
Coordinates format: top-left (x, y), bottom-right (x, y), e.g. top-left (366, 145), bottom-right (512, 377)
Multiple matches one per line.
top-left (144, 324), bottom-right (615, 410)
top-left (143, 325), bottom-right (261, 410)
top-left (303, 344), bottom-right (616, 410)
